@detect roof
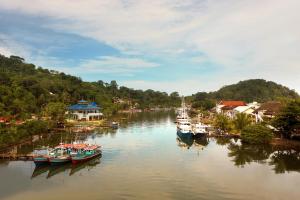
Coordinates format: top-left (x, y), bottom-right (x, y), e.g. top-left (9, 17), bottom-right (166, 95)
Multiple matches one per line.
top-left (68, 101), bottom-right (100, 110)
top-left (255, 101), bottom-right (283, 115)
top-left (234, 106), bottom-right (253, 113)
top-left (219, 101), bottom-right (247, 107)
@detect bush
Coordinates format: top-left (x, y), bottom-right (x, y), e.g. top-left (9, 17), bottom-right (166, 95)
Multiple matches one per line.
top-left (241, 124), bottom-right (273, 144)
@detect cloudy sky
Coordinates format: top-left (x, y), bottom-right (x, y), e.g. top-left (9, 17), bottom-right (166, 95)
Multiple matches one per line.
top-left (0, 0), bottom-right (299, 95)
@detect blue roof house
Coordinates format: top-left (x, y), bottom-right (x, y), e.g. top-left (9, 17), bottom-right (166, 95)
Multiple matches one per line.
top-left (68, 100), bottom-right (103, 121)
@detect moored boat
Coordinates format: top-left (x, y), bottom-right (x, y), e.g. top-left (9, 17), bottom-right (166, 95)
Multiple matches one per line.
top-left (192, 122), bottom-right (209, 137)
top-left (32, 147), bottom-right (51, 166)
top-left (48, 144), bottom-right (72, 166)
top-left (33, 156), bottom-right (49, 166)
top-left (71, 145), bottom-right (101, 164)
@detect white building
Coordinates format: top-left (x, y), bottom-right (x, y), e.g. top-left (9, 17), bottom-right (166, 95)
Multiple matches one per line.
top-left (68, 100), bottom-right (103, 121)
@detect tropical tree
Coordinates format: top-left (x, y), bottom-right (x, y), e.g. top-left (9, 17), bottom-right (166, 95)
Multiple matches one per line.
top-left (233, 113), bottom-right (252, 133)
top-left (214, 114), bottom-right (232, 134)
top-left (241, 124), bottom-right (273, 144)
top-left (272, 99), bottom-right (300, 138)
top-left (43, 102), bottom-right (66, 122)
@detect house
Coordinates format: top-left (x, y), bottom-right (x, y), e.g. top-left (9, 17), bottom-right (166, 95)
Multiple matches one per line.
top-left (233, 102), bottom-right (261, 117)
top-left (68, 100), bottom-right (103, 121)
top-left (254, 101), bottom-right (283, 122)
top-left (216, 100), bottom-right (247, 118)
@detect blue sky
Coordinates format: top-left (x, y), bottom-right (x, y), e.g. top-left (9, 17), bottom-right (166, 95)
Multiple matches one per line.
top-left (0, 0), bottom-right (299, 95)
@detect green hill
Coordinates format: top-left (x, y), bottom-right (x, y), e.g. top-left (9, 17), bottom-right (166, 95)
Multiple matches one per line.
top-left (213, 79), bottom-right (299, 102)
top-left (0, 54), bottom-right (180, 119)
top-left (191, 79), bottom-right (299, 110)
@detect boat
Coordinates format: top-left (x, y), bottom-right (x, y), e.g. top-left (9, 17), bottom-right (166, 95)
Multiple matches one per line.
top-left (192, 122), bottom-right (209, 136)
top-left (32, 147), bottom-right (51, 166)
top-left (71, 145), bottom-right (102, 164)
top-left (177, 121), bottom-right (193, 137)
top-left (48, 144), bottom-right (73, 166)
top-left (176, 96), bottom-right (190, 124)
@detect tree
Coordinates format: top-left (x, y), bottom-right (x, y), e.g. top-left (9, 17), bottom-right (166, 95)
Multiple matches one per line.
top-left (44, 102), bottom-right (66, 122)
top-left (233, 113), bottom-right (252, 133)
top-left (241, 124), bottom-right (273, 144)
top-left (272, 99), bottom-right (300, 138)
top-left (214, 114), bottom-right (232, 134)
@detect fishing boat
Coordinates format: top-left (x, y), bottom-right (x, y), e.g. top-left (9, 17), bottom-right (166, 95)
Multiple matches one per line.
top-left (192, 122), bottom-right (209, 137)
top-left (177, 121), bottom-right (193, 137)
top-left (71, 145), bottom-right (101, 164)
top-left (48, 144), bottom-right (72, 166)
top-left (32, 147), bottom-right (51, 166)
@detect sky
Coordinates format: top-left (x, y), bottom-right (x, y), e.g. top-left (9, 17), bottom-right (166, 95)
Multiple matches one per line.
top-left (0, 0), bottom-right (299, 95)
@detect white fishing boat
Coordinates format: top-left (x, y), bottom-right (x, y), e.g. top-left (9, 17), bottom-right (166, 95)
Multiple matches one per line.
top-left (176, 96), bottom-right (189, 124)
top-left (192, 122), bottom-right (209, 136)
top-left (177, 121), bottom-right (193, 137)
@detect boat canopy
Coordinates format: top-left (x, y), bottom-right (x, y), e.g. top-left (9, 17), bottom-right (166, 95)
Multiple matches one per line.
top-left (84, 145), bottom-right (100, 151)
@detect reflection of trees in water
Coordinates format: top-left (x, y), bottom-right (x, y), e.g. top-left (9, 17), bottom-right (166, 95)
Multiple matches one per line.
top-left (227, 143), bottom-right (272, 167)
top-left (215, 137), bottom-right (232, 146)
top-left (227, 142), bottom-right (300, 173)
top-left (113, 111), bottom-right (174, 127)
top-left (269, 150), bottom-right (300, 173)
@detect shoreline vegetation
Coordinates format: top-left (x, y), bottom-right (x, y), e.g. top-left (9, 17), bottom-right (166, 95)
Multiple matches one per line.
top-left (0, 54), bottom-right (300, 151)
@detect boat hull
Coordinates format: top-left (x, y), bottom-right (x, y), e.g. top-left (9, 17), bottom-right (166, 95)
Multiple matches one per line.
top-left (49, 157), bottom-right (71, 166)
top-left (72, 151), bottom-right (102, 164)
top-left (33, 157), bottom-right (49, 166)
top-left (177, 129), bottom-right (193, 138)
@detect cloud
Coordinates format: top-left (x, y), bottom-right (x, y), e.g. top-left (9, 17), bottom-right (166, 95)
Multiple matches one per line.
top-left (78, 56), bottom-right (159, 73)
top-left (0, 0), bottom-right (300, 93)
top-left (50, 56), bottom-right (159, 75)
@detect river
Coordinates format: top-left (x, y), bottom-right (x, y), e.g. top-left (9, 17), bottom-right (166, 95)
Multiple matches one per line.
top-left (0, 112), bottom-right (300, 200)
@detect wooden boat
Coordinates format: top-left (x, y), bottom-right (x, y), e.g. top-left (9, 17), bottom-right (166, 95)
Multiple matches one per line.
top-left (71, 145), bottom-right (101, 164)
top-left (48, 144), bottom-right (72, 166)
top-left (32, 147), bottom-right (51, 166)
top-left (33, 156), bottom-right (49, 165)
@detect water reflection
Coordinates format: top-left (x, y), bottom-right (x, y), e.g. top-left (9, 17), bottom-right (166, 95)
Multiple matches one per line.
top-left (227, 141), bottom-right (300, 173)
top-left (176, 134), bottom-right (209, 150)
top-left (31, 157), bottom-right (101, 179)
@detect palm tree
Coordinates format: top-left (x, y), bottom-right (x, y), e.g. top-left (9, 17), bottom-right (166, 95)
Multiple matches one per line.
top-left (214, 114), bottom-right (232, 134)
top-left (233, 113), bottom-right (251, 133)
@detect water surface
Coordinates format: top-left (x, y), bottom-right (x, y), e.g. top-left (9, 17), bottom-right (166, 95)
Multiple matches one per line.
top-left (0, 112), bottom-right (300, 200)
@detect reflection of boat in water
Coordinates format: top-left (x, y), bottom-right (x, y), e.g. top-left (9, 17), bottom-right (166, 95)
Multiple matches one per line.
top-left (31, 165), bottom-right (50, 179)
top-left (70, 156), bottom-right (101, 176)
top-left (177, 132), bottom-right (209, 150)
top-left (47, 164), bottom-right (72, 179)
top-left (31, 156), bottom-right (101, 179)
top-left (176, 132), bottom-right (194, 149)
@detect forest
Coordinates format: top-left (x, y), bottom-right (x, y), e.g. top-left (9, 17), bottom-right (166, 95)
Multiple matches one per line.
top-left (190, 79), bottom-right (299, 110)
top-left (0, 54), bottom-right (181, 119)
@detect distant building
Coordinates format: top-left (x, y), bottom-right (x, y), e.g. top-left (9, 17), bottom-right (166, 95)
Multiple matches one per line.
top-left (68, 100), bottom-right (103, 121)
top-left (254, 101), bottom-right (283, 122)
top-left (216, 100), bottom-right (247, 118)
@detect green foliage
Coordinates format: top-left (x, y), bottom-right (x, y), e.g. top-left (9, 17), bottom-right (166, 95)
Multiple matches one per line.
top-left (190, 79), bottom-right (299, 104)
top-left (44, 102), bottom-right (66, 122)
top-left (0, 120), bottom-right (48, 147)
top-left (0, 54), bottom-right (181, 118)
top-left (233, 113), bottom-right (252, 132)
top-left (272, 99), bottom-right (300, 138)
top-left (241, 124), bottom-right (273, 144)
top-left (214, 114), bottom-right (233, 134)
